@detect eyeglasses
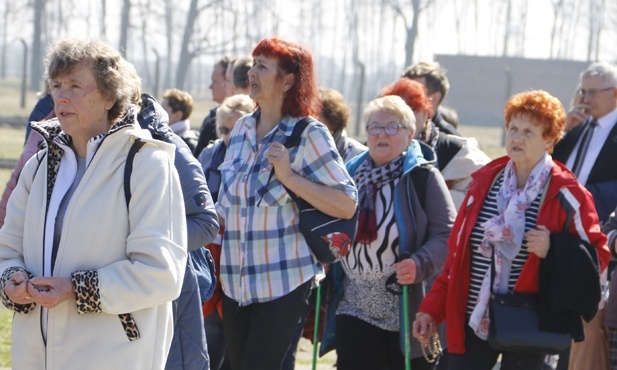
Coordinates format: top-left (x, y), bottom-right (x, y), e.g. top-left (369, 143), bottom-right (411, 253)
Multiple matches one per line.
top-left (576, 86), bottom-right (615, 98)
top-left (366, 123), bottom-right (406, 136)
top-left (218, 126), bottom-right (232, 135)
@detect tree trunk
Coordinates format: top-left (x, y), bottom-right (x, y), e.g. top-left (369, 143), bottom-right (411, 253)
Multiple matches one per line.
top-left (100, 0), bottom-right (107, 39)
top-left (175, 0), bottom-right (200, 89)
top-left (502, 0), bottom-right (512, 56)
top-left (1, 0), bottom-right (9, 79)
top-left (119, 0), bottom-right (131, 57)
top-left (29, 0), bottom-right (44, 91)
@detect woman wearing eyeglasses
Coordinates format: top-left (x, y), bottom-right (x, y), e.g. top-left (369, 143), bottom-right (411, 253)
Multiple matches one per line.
top-left (322, 95), bottom-right (456, 370)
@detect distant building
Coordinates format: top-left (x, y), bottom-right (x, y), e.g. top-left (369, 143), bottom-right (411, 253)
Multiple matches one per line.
top-left (435, 54), bottom-right (588, 127)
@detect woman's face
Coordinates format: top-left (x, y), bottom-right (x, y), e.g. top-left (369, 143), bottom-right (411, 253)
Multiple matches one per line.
top-left (506, 114), bottom-right (552, 170)
top-left (51, 62), bottom-right (115, 142)
top-left (219, 113), bottom-right (242, 146)
top-left (248, 54), bottom-right (290, 107)
top-left (367, 110), bottom-right (412, 167)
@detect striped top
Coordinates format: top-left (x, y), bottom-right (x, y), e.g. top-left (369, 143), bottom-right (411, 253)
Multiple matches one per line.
top-left (466, 173), bottom-right (542, 315)
top-left (216, 114), bottom-right (357, 306)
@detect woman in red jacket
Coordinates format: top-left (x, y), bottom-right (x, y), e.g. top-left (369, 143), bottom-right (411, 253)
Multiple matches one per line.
top-left (413, 90), bottom-right (610, 370)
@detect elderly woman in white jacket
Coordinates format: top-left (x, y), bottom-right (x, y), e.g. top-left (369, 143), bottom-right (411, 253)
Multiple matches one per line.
top-left (0, 39), bottom-right (186, 370)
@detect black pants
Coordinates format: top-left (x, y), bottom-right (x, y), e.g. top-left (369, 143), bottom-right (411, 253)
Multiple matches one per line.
top-left (448, 324), bottom-right (545, 370)
top-left (222, 279), bottom-right (312, 370)
top-left (335, 314), bottom-right (437, 370)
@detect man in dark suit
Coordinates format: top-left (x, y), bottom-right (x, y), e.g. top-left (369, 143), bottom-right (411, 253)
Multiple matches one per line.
top-left (552, 61), bottom-right (617, 370)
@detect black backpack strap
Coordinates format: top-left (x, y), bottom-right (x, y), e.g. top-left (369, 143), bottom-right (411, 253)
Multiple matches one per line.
top-left (124, 139), bottom-right (146, 207)
top-left (410, 164), bottom-right (430, 209)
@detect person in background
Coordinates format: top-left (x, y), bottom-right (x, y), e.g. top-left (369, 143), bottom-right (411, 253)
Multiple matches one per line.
top-left (379, 78), bottom-right (490, 209)
top-left (194, 57), bottom-right (232, 157)
top-left (552, 62), bottom-right (617, 370)
top-left (198, 93), bottom-right (255, 370)
top-left (224, 58), bottom-right (237, 98)
top-left (137, 93), bottom-right (220, 370)
top-left (319, 88), bottom-right (367, 162)
top-left (401, 61), bottom-right (460, 135)
top-left (23, 83), bottom-right (54, 144)
top-left (229, 55), bottom-right (252, 95)
top-left (414, 90), bottom-right (610, 370)
top-left (0, 38), bottom-right (187, 369)
top-left (320, 95), bottom-right (455, 370)
top-left (282, 87), bottom-right (366, 370)
top-left (161, 88), bottom-right (199, 153)
top-left (216, 37), bottom-right (357, 370)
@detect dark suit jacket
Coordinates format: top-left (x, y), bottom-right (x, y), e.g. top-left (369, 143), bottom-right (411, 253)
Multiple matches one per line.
top-left (553, 118), bottom-right (617, 222)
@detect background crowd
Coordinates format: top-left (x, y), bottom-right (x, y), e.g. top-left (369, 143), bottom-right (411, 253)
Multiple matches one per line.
top-left (0, 35), bottom-right (616, 370)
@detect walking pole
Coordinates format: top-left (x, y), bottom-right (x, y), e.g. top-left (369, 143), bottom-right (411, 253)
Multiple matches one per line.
top-left (403, 284), bottom-right (411, 370)
top-left (312, 274), bottom-right (324, 370)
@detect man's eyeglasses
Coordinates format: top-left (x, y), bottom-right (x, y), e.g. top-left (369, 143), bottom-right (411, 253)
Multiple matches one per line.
top-left (366, 123), bottom-right (406, 136)
top-left (576, 86), bottom-right (615, 98)
top-left (218, 126), bottom-right (232, 135)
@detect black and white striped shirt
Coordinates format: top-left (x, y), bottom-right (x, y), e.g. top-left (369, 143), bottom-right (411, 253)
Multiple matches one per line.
top-left (466, 173), bottom-right (542, 315)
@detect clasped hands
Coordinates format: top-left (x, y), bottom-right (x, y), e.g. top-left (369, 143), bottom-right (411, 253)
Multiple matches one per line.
top-left (5, 271), bottom-right (74, 308)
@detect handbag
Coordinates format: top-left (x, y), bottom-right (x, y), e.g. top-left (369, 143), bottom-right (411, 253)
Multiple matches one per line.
top-left (487, 247), bottom-right (571, 354)
top-left (265, 117), bottom-right (358, 264)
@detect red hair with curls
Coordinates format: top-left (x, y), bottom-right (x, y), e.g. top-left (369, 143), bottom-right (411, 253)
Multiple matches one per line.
top-left (504, 90), bottom-right (566, 151)
top-left (378, 78), bottom-right (433, 117)
top-left (252, 38), bottom-right (321, 117)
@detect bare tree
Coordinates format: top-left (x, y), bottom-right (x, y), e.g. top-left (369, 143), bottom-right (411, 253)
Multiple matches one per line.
top-left (29, 0), bottom-right (44, 91)
top-left (1, 0), bottom-right (10, 79)
top-left (119, 0), bottom-right (131, 57)
top-left (389, 0), bottom-right (437, 66)
top-left (100, 0), bottom-right (107, 38)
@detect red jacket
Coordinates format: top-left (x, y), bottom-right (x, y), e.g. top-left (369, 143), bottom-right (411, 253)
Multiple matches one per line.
top-left (418, 156), bottom-right (610, 354)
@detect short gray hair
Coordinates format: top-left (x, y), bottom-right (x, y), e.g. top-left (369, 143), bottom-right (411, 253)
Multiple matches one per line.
top-left (580, 62), bottom-right (617, 86)
top-left (363, 95), bottom-right (416, 135)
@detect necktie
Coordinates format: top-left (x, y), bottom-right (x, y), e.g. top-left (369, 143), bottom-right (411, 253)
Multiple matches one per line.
top-left (571, 119), bottom-right (598, 177)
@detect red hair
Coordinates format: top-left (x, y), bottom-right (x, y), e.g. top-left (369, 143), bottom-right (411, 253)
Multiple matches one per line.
top-left (504, 90), bottom-right (566, 149)
top-left (379, 79), bottom-right (433, 117)
top-left (252, 37), bottom-right (321, 117)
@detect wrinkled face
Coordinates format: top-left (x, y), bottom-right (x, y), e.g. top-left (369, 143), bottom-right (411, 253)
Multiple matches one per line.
top-left (210, 64), bottom-right (228, 104)
top-left (579, 75), bottom-right (617, 119)
top-left (248, 54), bottom-right (290, 107)
top-left (218, 113), bottom-right (241, 146)
top-left (366, 110), bottom-right (412, 167)
top-left (506, 114), bottom-right (552, 170)
top-left (51, 62), bottom-right (115, 144)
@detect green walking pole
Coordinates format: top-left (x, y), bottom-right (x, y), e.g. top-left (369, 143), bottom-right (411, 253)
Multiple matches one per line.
top-left (312, 274), bottom-right (324, 370)
top-left (403, 284), bottom-right (412, 370)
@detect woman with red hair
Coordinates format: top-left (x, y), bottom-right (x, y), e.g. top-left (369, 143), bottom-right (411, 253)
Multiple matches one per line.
top-left (216, 37), bottom-right (357, 370)
top-left (413, 90), bottom-right (610, 369)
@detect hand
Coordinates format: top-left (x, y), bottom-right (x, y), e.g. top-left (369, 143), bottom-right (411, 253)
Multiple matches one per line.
top-left (565, 103), bottom-right (591, 131)
top-left (525, 225), bottom-right (550, 259)
top-left (267, 143), bottom-right (292, 183)
top-left (4, 271), bottom-right (33, 305)
top-left (393, 258), bottom-right (417, 285)
top-left (26, 277), bottom-right (75, 309)
top-left (413, 312), bottom-right (437, 343)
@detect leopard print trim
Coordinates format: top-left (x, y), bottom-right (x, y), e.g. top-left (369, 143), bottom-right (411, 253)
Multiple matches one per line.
top-left (118, 313), bottom-right (141, 341)
top-left (71, 269), bottom-right (102, 314)
top-left (0, 267), bottom-right (36, 314)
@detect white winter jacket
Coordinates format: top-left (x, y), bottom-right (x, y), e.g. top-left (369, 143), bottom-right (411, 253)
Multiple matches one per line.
top-left (0, 110), bottom-right (187, 370)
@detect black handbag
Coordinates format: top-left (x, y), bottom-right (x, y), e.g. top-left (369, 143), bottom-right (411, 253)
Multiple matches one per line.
top-left (487, 247), bottom-right (571, 354)
top-left (264, 118), bottom-right (358, 264)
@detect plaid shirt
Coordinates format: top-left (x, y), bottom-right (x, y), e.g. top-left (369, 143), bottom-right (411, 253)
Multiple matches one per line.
top-left (216, 114), bottom-right (357, 305)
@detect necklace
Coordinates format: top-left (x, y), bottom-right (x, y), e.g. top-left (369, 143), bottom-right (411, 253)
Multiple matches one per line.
top-left (421, 333), bottom-right (442, 363)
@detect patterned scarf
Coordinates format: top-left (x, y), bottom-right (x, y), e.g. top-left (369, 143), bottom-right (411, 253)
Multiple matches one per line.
top-left (354, 154), bottom-right (405, 244)
top-left (469, 152), bottom-right (552, 339)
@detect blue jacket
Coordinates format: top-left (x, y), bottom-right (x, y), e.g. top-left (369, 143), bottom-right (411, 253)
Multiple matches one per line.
top-left (138, 95), bottom-right (219, 370)
top-left (321, 140), bottom-right (456, 359)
